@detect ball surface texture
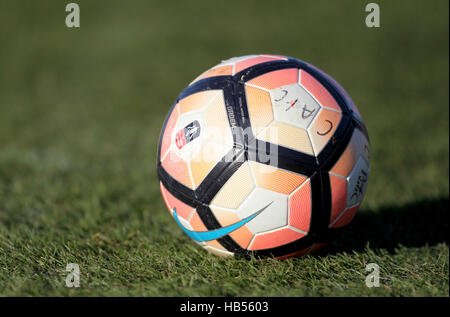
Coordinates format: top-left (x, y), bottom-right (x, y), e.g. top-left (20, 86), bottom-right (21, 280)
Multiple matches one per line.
top-left (157, 55), bottom-right (370, 258)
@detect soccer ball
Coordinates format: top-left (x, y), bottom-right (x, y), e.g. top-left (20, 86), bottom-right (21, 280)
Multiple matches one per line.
top-left (157, 55), bottom-right (370, 259)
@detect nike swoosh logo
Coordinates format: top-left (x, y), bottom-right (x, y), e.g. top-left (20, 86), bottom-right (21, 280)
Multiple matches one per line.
top-left (173, 202), bottom-right (273, 242)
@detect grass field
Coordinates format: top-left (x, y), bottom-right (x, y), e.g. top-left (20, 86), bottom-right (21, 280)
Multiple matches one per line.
top-left (0, 0), bottom-right (448, 296)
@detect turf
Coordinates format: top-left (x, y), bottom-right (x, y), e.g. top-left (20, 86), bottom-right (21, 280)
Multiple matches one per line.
top-left (0, 0), bottom-right (448, 296)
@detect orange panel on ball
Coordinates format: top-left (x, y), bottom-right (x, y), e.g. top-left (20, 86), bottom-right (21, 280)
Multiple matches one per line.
top-left (190, 93), bottom-right (233, 188)
top-left (288, 179), bottom-right (311, 232)
top-left (234, 56), bottom-right (284, 74)
top-left (204, 239), bottom-right (230, 252)
top-left (248, 68), bottom-right (298, 90)
top-left (245, 85), bottom-right (274, 135)
top-left (210, 206), bottom-right (240, 227)
top-left (329, 174), bottom-right (347, 225)
top-left (189, 154), bottom-right (216, 189)
top-left (330, 132), bottom-right (360, 178)
top-left (178, 90), bottom-right (220, 114)
top-left (248, 227), bottom-right (305, 251)
top-left (203, 92), bottom-right (233, 145)
top-left (229, 225), bottom-right (254, 249)
top-left (210, 163), bottom-right (254, 209)
top-left (159, 182), bottom-right (194, 221)
top-left (189, 211), bottom-right (208, 232)
top-left (192, 65), bottom-right (233, 84)
top-left (300, 70), bottom-right (341, 112)
top-left (161, 151), bottom-right (194, 189)
top-left (249, 161), bottom-right (307, 195)
top-left (308, 108), bottom-right (342, 155)
top-left (160, 104), bottom-right (179, 160)
top-left (259, 121), bottom-right (314, 155)
top-left (330, 205), bottom-right (359, 228)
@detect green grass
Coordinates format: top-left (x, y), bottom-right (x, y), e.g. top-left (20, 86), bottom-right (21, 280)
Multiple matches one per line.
top-left (0, 0), bottom-right (448, 296)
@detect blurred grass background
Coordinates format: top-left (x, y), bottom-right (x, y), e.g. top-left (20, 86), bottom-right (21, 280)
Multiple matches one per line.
top-left (0, 0), bottom-right (448, 296)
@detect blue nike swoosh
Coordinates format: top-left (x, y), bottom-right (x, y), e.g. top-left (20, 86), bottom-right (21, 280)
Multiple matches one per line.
top-left (173, 202), bottom-right (273, 242)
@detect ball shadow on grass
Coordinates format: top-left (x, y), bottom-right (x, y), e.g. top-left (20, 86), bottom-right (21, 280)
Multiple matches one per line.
top-left (318, 197), bottom-right (449, 255)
